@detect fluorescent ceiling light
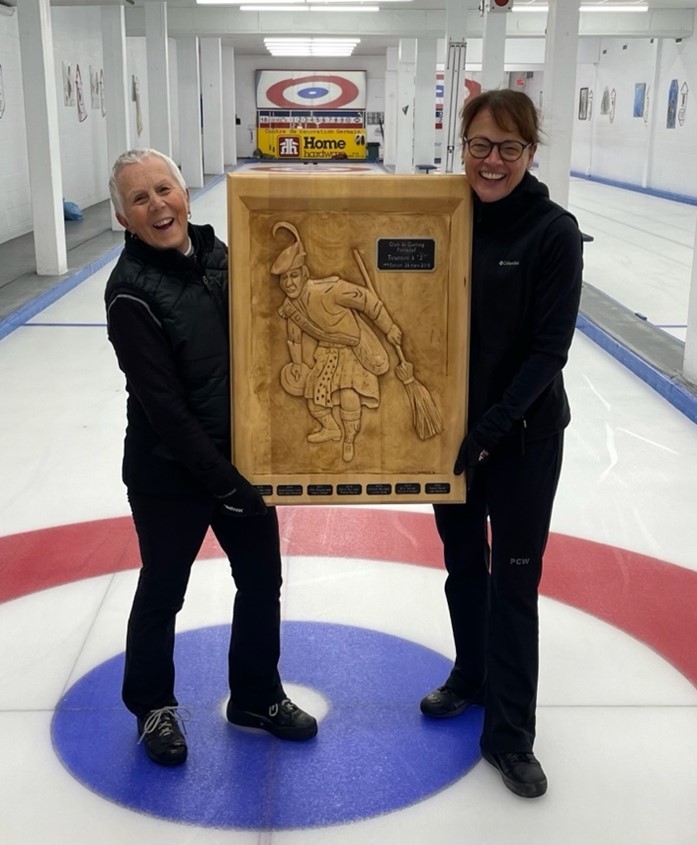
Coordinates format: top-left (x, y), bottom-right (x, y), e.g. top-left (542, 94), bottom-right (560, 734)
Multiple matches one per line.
top-left (242, 1), bottom-right (378, 7)
top-left (264, 35), bottom-right (361, 39)
top-left (264, 35), bottom-right (361, 41)
top-left (513, 3), bottom-right (648, 10)
top-left (267, 49), bottom-right (357, 54)
top-left (265, 37), bottom-right (360, 42)
top-left (266, 48), bottom-right (359, 54)
top-left (203, 0), bottom-right (391, 3)
top-left (264, 37), bottom-right (360, 43)
top-left (310, 4), bottom-right (379, 9)
top-left (264, 36), bottom-right (361, 55)
top-left (581, 3), bottom-right (648, 9)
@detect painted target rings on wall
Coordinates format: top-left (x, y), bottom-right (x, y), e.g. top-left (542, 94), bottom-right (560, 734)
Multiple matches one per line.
top-left (265, 75), bottom-right (360, 109)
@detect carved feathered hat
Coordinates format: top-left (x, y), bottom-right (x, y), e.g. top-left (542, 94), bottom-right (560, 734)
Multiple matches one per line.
top-left (271, 221), bottom-right (306, 275)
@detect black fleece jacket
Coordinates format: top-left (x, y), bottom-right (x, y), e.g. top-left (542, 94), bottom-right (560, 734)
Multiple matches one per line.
top-left (467, 171), bottom-right (583, 451)
top-left (105, 223), bottom-right (239, 497)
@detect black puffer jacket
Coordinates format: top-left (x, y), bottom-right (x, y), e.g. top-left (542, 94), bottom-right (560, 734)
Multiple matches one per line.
top-left (105, 223), bottom-right (238, 496)
top-left (467, 171), bottom-right (583, 451)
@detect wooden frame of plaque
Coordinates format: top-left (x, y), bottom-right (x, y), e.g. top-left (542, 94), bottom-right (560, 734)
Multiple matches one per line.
top-left (228, 172), bottom-right (471, 505)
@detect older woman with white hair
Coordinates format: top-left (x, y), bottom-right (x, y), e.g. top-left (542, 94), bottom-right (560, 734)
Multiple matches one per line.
top-left (105, 149), bottom-right (317, 766)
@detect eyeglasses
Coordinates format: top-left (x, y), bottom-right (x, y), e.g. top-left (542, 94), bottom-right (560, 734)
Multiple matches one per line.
top-left (464, 137), bottom-right (532, 162)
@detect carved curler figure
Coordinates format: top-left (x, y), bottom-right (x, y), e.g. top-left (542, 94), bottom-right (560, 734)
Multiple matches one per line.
top-left (272, 221), bottom-right (402, 462)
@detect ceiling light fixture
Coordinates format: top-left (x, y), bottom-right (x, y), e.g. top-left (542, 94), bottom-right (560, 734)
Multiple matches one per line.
top-left (240, 4), bottom-right (308, 8)
top-left (200, 0), bottom-right (393, 4)
top-left (265, 48), bottom-right (357, 54)
top-left (265, 36), bottom-right (361, 41)
top-left (581, 3), bottom-right (648, 9)
top-left (264, 37), bottom-right (361, 43)
top-left (513, 3), bottom-right (649, 11)
top-left (264, 36), bottom-right (361, 55)
top-left (244, 3), bottom-right (377, 9)
top-left (309, 4), bottom-right (380, 9)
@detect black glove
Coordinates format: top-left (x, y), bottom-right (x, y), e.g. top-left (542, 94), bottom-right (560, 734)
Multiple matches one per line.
top-left (454, 433), bottom-right (490, 490)
top-left (218, 468), bottom-right (267, 517)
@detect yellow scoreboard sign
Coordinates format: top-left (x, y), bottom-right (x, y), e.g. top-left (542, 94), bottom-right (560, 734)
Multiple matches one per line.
top-left (256, 110), bottom-right (367, 160)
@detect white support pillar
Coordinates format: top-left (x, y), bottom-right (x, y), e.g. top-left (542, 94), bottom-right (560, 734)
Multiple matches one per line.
top-left (102, 5), bottom-right (131, 231)
top-left (587, 60), bottom-right (599, 176)
top-left (176, 37), bottom-right (203, 188)
top-left (443, 0), bottom-right (469, 174)
top-left (169, 38), bottom-right (181, 164)
top-left (414, 38), bottom-right (438, 168)
top-left (17, 0), bottom-right (67, 275)
top-left (537, 0), bottom-right (581, 209)
top-left (480, 8), bottom-right (508, 92)
top-left (200, 38), bottom-right (224, 175)
top-left (396, 38), bottom-right (417, 174)
top-left (222, 46), bottom-right (237, 166)
top-left (683, 222), bottom-right (697, 385)
top-left (383, 47), bottom-right (398, 169)
top-left (641, 37), bottom-right (662, 189)
top-left (145, 1), bottom-right (172, 156)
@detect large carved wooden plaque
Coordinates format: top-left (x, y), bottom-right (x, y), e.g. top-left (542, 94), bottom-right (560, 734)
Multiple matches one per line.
top-left (228, 172), bottom-right (471, 505)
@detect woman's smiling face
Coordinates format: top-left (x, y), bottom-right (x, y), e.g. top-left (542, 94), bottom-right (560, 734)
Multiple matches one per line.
top-left (463, 108), bottom-right (536, 204)
top-left (115, 156), bottom-right (191, 252)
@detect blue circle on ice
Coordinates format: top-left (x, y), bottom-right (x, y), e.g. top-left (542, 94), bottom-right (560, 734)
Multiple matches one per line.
top-left (52, 622), bottom-right (482, 829)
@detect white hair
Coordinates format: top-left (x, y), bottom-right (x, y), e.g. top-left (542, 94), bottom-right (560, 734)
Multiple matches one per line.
top-left (109, 148), bottom-right (187, 214)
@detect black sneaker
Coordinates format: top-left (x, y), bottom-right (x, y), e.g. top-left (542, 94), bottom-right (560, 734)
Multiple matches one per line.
top-left (137, 707), bottom-right (188, 766)
top-left (481, 750), bottom-right (548, 798)
top-left (420, 685), bottom-right (477, 718)
top-left (227, 697), bottom-right (318, 741)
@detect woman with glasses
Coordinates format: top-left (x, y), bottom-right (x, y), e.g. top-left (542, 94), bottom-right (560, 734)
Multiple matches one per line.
top-left (420, 90), bottom-right (583, 798)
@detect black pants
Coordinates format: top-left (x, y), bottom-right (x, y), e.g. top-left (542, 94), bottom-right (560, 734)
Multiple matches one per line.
top-left (123, 491), bottom-right (284, 718)
top-left (433, 433), bottom-right (563, 753)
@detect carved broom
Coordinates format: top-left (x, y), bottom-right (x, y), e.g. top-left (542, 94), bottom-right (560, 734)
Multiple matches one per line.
top-left (353, 249), bottom-right (443, 440)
